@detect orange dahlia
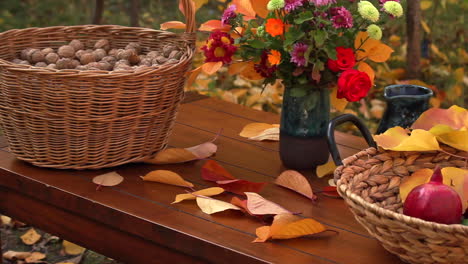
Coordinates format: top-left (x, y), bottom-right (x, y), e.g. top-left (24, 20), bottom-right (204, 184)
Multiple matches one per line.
top-left (265, 18), bottom-right (284, 37)
top-left (267, 50), bottom-right (281, 65)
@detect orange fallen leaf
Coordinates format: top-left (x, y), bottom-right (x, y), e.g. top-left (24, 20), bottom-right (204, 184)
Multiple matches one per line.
top-left (239, 123), bottom-right (279, 138)
top-left (354, 31), bottom-right (393, 62)
top-left (250, 0), bottom-right (269, 18)
top-left (357, 61), bottom-right (375, 84)
top-left (316, 161), bottom-right (337, 178)
top-left (141, 170), bottom-right (194, 188)
top-left (172, 187), bottom-right (224, 204)
top-left (25, 252), bottom-right (46, 263)
top-left (253, 213), bottom-right (326, 242)
top-left (201, 160), bottom-right (236, 182)
top-left (202, 61), bottom-right (223, 75)
top-left (144, 139), bottom-right (217, 165)
top-left (1, 215), bottom-right (12, 226)
top-left (196, 197), bottom-right (241, 214)
top-left (240, 61), bottom-right (264, 80)
top-left (275, 170), bottom-right (316, 200)
top-left (216, 179), bottom-right (266, 195)
top-left (20, 228), bottom-right (41, 245)
top-left (330, 87), bottom-right (348, 112)
top-left (92, 171), bottom-right (124, 189)
top-left (373, 126), bottom-right (440, 151)
top-left (160, 21), bottom-right (186, 30)
top-left (198, 20), bottom-right (230, 32)
top-left (3, 251), bottom-right (32, 260)
top-left (228, 61), bottom-right (250, 75)
top-left (245, 192), bottom-right (291, 215)
top-left (230, 197), bottom-right (253, 215)
top-left (186, 65), bottom-right (202, 89)
top-left (63, 240), bottom-right (85, 255)
top-left (411, 105), bottom-right (467, 131)
top-left (233, 0), bottom-right (256, 17)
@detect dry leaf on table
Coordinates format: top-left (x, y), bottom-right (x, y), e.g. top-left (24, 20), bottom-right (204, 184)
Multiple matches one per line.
top-left (239, 123), bottom-right (280, 141)
top-left (247, 127), bottom-right (279, 141)
top-left (25, 252), bottom-right (46, 263)
top-left (316, 161), bottom-right (337, 178)
top-left (216, 179), bottom-right (266, 196)
top-left (411, 105), bottom-right (467, 131)
top-left (3, 251), bottom-right (32, 260)
top-left (62, 240), bottom-right (86, 255)
top-left (196, 197), bottom-right (241, 214)
top-left (428, 124), bottom-right (468, 151)
top-left (253, 213), bottom-right (326, 242)
top-left (373, 126), bottom-right (440, 151)
top-left (230, 197), bottom-right (253, 215)
top-left (172, 187), bottom-right (224, 204)
top-left (1, 215), bottom-right (12, 226)
top-left (21, 228), bottom-right (41, 245)
top-left (245, 192), bottom-right (292, 215)
top-left (275, 170), bottom-right (316, 200)
top-left (141, 170), bottom-right (194, 188)
top-left (92, 171), bottom-right (124, 188)
top-left (144, 138), bottom-right (218, 164)
top-left (201, 160), bottom-right (236, 182)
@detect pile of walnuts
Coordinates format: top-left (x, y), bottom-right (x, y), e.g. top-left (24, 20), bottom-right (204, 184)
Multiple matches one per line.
top-left (13, 39), bottom-right (183, 71)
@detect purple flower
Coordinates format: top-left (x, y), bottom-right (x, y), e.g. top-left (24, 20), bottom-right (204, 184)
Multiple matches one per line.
top-left (290, 43), bottom-right (308, 67)
top-left (284, 0), bottom-right (304, 11)
top-left (221, 5), bottom-right (237, 25)
top-left (309, 0), bottom-right (337, 7)
top-left (330, 7), bottom-right (353, 28)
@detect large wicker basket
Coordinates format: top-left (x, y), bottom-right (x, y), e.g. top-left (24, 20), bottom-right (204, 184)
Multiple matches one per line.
top-left (0, 1), bottom-right (196, 169)
top-left (334, 146), bottom-right (468, 264)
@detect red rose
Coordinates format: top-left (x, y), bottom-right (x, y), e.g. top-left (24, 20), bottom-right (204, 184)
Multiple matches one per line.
top-left (337, 69), bottom-right (372, 102)
top-left (327, 47), bottom-right (356, 72)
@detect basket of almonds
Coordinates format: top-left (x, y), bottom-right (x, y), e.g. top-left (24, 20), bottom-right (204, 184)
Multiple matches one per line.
top-left (0, 0), bottom-right (196, 169)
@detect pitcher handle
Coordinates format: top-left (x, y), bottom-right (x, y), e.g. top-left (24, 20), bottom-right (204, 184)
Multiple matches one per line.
top-left (327, 114), bottom-right (377, 166)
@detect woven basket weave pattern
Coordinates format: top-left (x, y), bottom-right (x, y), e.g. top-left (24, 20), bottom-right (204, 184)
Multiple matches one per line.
top-left (335, 146), bottom-right (468, 264)
top-left (0, 1), bottom-right (196, 169)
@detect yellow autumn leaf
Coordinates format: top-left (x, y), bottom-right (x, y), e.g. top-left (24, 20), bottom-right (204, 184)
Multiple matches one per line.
top-left (316, 160), bottom-right (337, 178)
top-left (160, 21), bottom-right (186, 30)
top-left (202, 61), bottom-right (223, 75)
top-left (141, 170), bottom-right (194, 188)
top-left (248, 127), bottom-right (279, 141)
top-left (62, 240), bottom-right (85, 255)
top-left (357, 61), bottom-right (375, 84)
top-left (240, 61), bottom-right (264, 80)
top-left (330, 87), bottom-right (348, 112)
top-left (20, 228), bottom-right (41, 245)
top-left (400, 168), bottom-right (432, 202)
top-left (420, 0), bottom-right (432, 10)
top-left (239, 123), bottom-right (280, 138)
top-left (354, 31), bottom-right (393, 62)
top-left (228, 61), bottom-right (249, 75)
top-left (253, 226), bottom-right (271, 243)
top-left (429, 125), bottom-right (468, 151)
top-left (412, 105), bottom-right (468, 130)
top-left (2, 251), bottom-right (32, 261)
top-left (92, 171), bottom-right (124, 187)
top-left (374, 127), bottom-right (440, 151)
top-left (25, 252), bottom-right (46, 263)
top-left (1, 215), bottom-right (12, 226)
top-left (250, 0), bottom-right (269, 18)
top-left (145, 148), bottom-right (197, 164)
top-left (172, 187), bottom-right (224, 204)
top-left (196, 197), bottom-right (241, 214)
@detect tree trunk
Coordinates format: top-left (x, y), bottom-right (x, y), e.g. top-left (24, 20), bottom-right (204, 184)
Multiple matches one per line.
top-left (129, 0), bottom-right (140, 27)
top-left (92, 0), bottom-right (104, 24)
top-left (406, 0), bottom-right (422, 79)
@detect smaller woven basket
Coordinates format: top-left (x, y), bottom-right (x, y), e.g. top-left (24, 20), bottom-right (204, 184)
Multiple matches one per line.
top-left (0, 0), bottom-right (196, 169)
top-left (335, 145), bottom-right (468, 264)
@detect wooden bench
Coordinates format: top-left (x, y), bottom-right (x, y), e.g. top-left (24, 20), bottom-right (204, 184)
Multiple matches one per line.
top-left (0, 93), bottom-right (403, 263)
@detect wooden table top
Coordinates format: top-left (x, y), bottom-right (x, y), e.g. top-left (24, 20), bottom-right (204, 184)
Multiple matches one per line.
top-left (0, 94), bottom-right (403, 264)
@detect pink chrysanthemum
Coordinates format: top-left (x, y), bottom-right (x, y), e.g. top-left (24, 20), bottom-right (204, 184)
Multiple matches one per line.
top-left (309, 0), bottom-right (337, 7)
top-left (284, 0), bottom-right (304, 11)
top-left (221, 5), bottom-right (237, 25)
top-left (330, 7), bottom-right (353, 28)
top-left (290, 43), bottom-right (308, 67)
top-left (201, 31), bottom-right (237, 64)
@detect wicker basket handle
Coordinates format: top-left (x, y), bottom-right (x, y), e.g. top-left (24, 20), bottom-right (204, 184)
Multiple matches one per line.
top-left (327, 114), bottom-right (377, 166)
top-left (180, 0), bottom-right (196, 33)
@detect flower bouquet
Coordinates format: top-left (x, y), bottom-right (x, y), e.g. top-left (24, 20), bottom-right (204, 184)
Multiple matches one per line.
top-left (163, 0), bottom-right (404, 169)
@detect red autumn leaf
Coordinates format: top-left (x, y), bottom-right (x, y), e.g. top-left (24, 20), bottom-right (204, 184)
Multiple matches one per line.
top-left (245, 192), bottom-right (292, 215)
top-left (216, 179), bottom-right (266, 195)
top-left (275, 170), bottom-right (316, 200)
top-left (230, 197), bottom-right (253, 215)
top-left (321, 186), bottom-right (341, 198)
top-left (201, 160), bottom-right (236, 182)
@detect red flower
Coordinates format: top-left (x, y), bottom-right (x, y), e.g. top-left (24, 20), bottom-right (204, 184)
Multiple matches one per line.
top-left (202, 31), bottom-right (237, 64)
top-left (337, 69), bottom-right (372, 102)
top-left (327, 47), bottom-right (356, 72)
top-left (254, 51), bottom-right (277, 78)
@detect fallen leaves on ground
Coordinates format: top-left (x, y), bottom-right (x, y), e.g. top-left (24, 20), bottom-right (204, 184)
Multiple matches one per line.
top-left (144, 138), bottom-right (217, 164)
top-left (1, 215), bottom-right (12, 226)
top-left (3, 251), bottom-right (33, 261)
top-left (216, 179), bottom-right (266, 195)
top-left (25, 252), bottom-right (46, 263)
top-left (253, 213), bottom-right (326, 242)
top-left (374, 126), bottom-right (440, 151)
top-left (316, 161), bottom-right (337, 178)
top-left (172, 187), bottom-right (224, 204)
top-left (201, 160), bottom-right (236, 181)
top-left (321, 186), bottom-right (341, 198)
top-left (429, 125), bottom-right (468, 151)
top-left (92, 172), bottom-right (124, 189)
top-left (230, 197), bottom-right (253, 215)
top-left (141, 170), bottom-right (194, 188)
top-left (196, 196), bottom-right (241, 214)
top-left (62, 240), bottom-right (86, 255)
top-left (20, 228), bottom-right (41, 245)
top-left (245, 192), bottom-right (292, 215)
top-left (239, 123), bottom-right (279, 141)
top-left (400, 167), bottom-right (468, 210)
top-left (275, 170), bottom-right (316, 200)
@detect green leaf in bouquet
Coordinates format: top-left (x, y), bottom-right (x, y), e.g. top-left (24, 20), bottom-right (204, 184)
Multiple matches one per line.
top-left (284, 27), bottom-right (305, 48)
top-left (294, 11), bottom-right (314, 24)
top-left (313, 30), bottom-right (327, 47)
top-left (248, 39), bottom-right (266, 49)
top-left (324, 46), bottom-right (337, 60)
top-left (462, 219), bottom-right (468, 226)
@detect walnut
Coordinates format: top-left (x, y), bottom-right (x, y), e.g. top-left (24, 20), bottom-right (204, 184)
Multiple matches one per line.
top-left (162, 45), bottom-right (177, 57)
top-left (168, 50), bottom-right (183, 60)
top-left (108, 49), bottom-right (118, 57)
top-left (115, 59), bottom-right (130, 66)
top-left (146, 51), bottom-right (160, 58)
top-left (69, 40), bottom-right (84, 51)
top-left (94, 39), bottom-right (110, 51)
top-left (154, 56), bottom-right (168, 64)
top-left (12, 58), bottom-right (22, 64)
top-left (70, 59), bottom-right (80, 69)
top-left (87, 62), bottom-right (101, 70)
top-left (19, 60), bottom-right (30, 65)
top-left (97, 61), bottom-right (112, 70)
top-left (56, 58), bottom-right (74, 69)
top-left (93, 49), bottom-right (107, 61)
top-left (139, 58), bottom-right (152, 66)
top-left (75, 65), bottom-right (88, 70)
top-left (20, 48), bottom-right (33, 60)
top-left (101, 56), bottom-right (117, 67)
top-left (41, 48), bottom-right (54, 55)
top-left (127, 50), bottom-right (140, 65)
top-left (45, 53), bottom-right (59, 64)
top-left (125, 42), bottom-right (141, 54)
top-left (166, 59), bottom-right (179, 64)
top-left (46, 64), bottom-right (57, 69)
top-left (80, 53), bottom-right (96, 65)
top-left (58, 45), bottom-right (75, 58)
top-left (113, 65), bottom-right (132, 71)
top-left (30, 50), bottom-right (45, 63)
top-left (34, 62), bottom-right (47, 67)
